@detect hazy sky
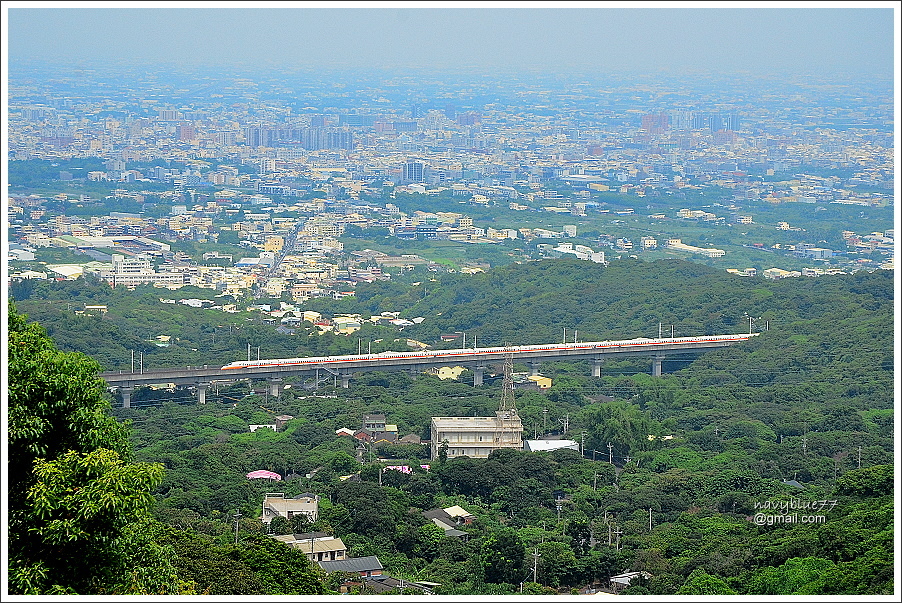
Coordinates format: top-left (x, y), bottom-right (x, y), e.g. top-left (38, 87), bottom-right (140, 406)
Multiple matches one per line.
top-left (5, 3), bottom-right (897, 76)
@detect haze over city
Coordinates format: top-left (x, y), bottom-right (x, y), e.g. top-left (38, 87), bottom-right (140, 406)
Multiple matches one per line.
top-left (7, 4), bottom-right (895, 75)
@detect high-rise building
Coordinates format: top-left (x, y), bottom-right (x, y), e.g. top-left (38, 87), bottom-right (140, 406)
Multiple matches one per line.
top-left (339, 114), bottom-right (377, 127)
top-left (456, 112), bottom-right (481, 126)
top-left (177, 124), bottom-right (195, 141)
top-left (215, 131), bottom-right (237, 146)
top-left (244, 126), bottom-right (277, 147)
top-left (105, 158), bottom-right (126, 173)
top-left (641, 112), bottom-right (669, 135)
top-left (325, 130), bottom-right (354, 150)
top-left (708, 113), bottom-right (724, 133)
top-left (669, 110), bottom-right (693, 131)
top-left (403, 161), bottom-right (424, 183)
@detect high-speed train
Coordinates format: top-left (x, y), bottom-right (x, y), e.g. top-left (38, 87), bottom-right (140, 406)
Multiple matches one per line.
top-left (220, 333), bottom-right (758, 370)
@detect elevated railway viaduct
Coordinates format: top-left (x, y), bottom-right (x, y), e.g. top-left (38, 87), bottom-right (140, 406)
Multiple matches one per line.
top-left (100, 334), bottom-right (758, 407)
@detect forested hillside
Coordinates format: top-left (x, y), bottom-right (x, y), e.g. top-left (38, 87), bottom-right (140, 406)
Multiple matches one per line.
top-left (9, 259), bottom-right (894, 594)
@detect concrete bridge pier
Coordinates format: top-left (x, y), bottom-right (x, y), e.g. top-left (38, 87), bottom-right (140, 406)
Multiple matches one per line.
top-left (473, 366), bottom-right (485, 387)
top-left (529, 362), bottom-right (542, 376)
top-left (120, 386), bottom-right (134, 409)
top-left (269, 378), bottom-right (283, 398)
top-left (592, 359), bottom-right (605, 378)
top-left (652, 355), bottom-right (665, 377)
top-left (340, 373), bottom-right (352, 389)
top-left (196, 382), bottom-right (210, 404)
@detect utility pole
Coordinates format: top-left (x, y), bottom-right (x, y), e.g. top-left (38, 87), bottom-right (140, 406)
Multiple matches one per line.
top-left (247, 343), bottom-right (251, 361)
top-left (140, 351), bottom-right (143, 374)
top-left (671, 324), bottom-right (674, 338)
top-left (543, 408), bottom-right (548, 436)
top-left (532, 548), bottom-right (540, 584)
top-left (233, 510), bottom-right (241, 544)
top-left (607, 442), bottom-right (613, 464)
top-left (593, 472), bottom-right (598, 491)
top-left (558, 414), bottom-right (569, 435)
top-left (562, 327), bottom-right (566, 344)
top-left (257, 346), bottom-right (260, 361)
top-left (658, 322), bottom-right (662, 339)
top-left (131, 350), bottom-right (135, 373)
top-left (580, 432), bottom-right (586, 456)
top-left (574, 329), bottom-right (578, 344)
top-left (858, 446), bottom-right (862, 468)
top-left (649, 508), bottom-right (652, 532)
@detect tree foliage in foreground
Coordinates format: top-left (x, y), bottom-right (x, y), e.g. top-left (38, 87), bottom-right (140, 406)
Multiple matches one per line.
top-left (7, 302), bottom-right (182, 594)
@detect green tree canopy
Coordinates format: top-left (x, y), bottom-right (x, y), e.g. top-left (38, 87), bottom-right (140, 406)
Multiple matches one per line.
top-left (7, 302), bottom-right (181, 594)
top-left (677, 568), bottom-right (738, 595)
top-left (835, 464), bottom-right (893, 497)
top-left (480, 529), bottom-right (526, 584)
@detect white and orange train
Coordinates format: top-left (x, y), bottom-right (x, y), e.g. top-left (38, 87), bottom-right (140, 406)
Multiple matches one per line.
top-left (220, 333), bottom-right (758, 371)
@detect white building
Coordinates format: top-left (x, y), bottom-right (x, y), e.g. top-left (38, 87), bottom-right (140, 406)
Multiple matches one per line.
top-left (665, 238), bottom-right (725, 258)
top-left (431, 411), bottom-right (523, 459)
top-left (99, 254), bottom-right (185, 287)
top-left (272, 533), bottom-right (347, 563)
top-left (261, 493), bottom-right (319, 525)
top-left (523, 440), bottom-right (579, 452)
top-left (640, 236), bottom-right (658, 250)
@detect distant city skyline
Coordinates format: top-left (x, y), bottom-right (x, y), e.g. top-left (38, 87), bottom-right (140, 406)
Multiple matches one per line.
top-left (5, 3), bottom-right (896, 76)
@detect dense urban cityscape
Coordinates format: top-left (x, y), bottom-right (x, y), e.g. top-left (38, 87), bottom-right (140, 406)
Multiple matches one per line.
top-left (7, 64), bottom-right (895, 307)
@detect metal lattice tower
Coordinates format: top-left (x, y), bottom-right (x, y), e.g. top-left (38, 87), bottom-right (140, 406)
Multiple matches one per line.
top-left (499, 351), bottom-right (517, 415)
